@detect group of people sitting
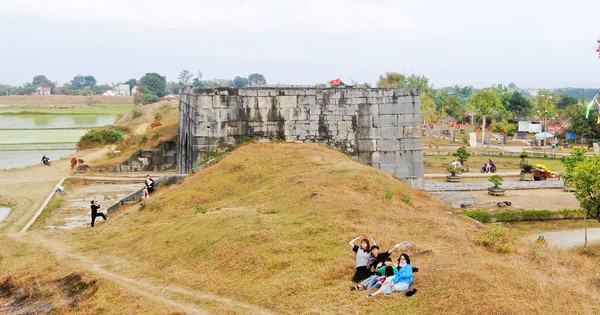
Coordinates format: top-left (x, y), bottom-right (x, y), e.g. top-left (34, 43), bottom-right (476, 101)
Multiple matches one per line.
top-left (348, 236), bottom-right (417, 297)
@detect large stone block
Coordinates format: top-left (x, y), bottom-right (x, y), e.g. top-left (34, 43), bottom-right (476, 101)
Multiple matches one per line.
top-left (400, 138), bottom-right (422, 151)
top-left (279, 95), bottom-right (298, 108)
top-left (357, 115), bottom-right (373, 128)
top-left (377, 139), bottom-right (400, 151)
top-left (357, 139), bottom-right (376, 151)
top-left (373, 114), bottom-right (398, 127)
top-left (380, 127), bottom-right (401, 139)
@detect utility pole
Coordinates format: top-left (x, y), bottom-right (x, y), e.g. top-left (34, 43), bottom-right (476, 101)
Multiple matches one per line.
top-left (543, 96), bottom-right (553, 155)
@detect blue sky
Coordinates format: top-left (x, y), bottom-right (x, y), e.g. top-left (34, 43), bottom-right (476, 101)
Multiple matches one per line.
top-left (1, 0), bottom-right (599, 89)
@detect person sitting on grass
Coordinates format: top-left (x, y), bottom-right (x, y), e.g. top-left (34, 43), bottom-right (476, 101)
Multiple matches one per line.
top-left (364, 257), bottom-right (397, 291)
top-left (369, 253), bottom-right (415, 297)
top-left (350, 242), bottom-right (403, 291)
top-left (348, 236), bottom-right (375, 283)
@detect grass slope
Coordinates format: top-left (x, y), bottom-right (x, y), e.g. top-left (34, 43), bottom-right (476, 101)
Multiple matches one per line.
top-left (61, 143), bottom-right (600, 314)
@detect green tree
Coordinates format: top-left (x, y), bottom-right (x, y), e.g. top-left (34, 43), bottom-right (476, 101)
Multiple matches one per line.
top-left (468, 89), bottom-right (504, 145)
top-left (506, 91), bottom-right (532, 120)
top-left (248, 73), bottom-right (266, 86)
top-left (138, 72), bottom-right (167, 97)
top-left (71, 75), bottom-right (97, 90)
top-left (556, 95), bottom-right (579, 109)
top-left (32, 75), bottom-right (55, 89)
top-left (561, 147), bottom-right (587, 185)
top-left (532, 92), bottom-right (557, 124)
top-left (376, 72), bottom-right (434, 97)
top-left (178, 70), bottom-right (193, 86)
top-left (233, 76), bottom-right (250, 88)
top-left (563, 102), bottom-right (600, 140)
top-left (492, 120), bottom-right (517, 143)
top-left (124, 78), bottom-right (137, 94)
top-left (572, 156), bottom-right (600, 248)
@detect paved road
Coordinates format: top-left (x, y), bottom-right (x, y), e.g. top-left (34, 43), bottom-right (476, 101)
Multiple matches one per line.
top-left (424, 179), bottom-right (564, 192)
top-left (525, 228), bottom-right (600, 250)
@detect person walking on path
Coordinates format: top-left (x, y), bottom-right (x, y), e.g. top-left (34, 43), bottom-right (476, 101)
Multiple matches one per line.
top-left (90, 200), bottom-right (108, 227)
top-left (142, 175), bottom-right (154, 199)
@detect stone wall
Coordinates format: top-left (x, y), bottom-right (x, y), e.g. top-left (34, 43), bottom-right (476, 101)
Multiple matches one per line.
top-left (178, 86), bottom-right (424, 188)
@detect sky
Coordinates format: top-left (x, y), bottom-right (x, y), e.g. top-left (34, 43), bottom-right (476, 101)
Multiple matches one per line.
top-left (1, 0), bottom-right (599, 89)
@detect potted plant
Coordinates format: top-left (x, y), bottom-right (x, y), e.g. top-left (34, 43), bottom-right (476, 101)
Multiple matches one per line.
top-left (518, 152), bottom-right (529, 167)
top-left (520, 164), bottom-right (534, 181)
top-left (488, 175), bottom-right (505, 196)
top-left (446, 165), bottom-right (462, 182)
top-left (452, 147), bottom-right (471, 172)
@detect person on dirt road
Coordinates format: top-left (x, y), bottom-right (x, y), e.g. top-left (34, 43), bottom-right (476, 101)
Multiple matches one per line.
top-left (90, 200), bottom-right (108, 227)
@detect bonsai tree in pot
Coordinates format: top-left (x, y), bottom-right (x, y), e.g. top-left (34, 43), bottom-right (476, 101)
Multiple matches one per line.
top-left (520, 163), bottom-right (535, 181)
top-left (452, 147), bottom-right (471, 172)
top-left (519, 152), bottom-right (529, 168)
top-left (488, 174), bottom-right (505, 196)
top-left (446, 165), bottom-right (462, 182)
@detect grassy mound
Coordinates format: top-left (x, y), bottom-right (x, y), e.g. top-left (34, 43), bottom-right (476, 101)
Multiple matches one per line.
top-left (63, 143), bottom-right (599, 313)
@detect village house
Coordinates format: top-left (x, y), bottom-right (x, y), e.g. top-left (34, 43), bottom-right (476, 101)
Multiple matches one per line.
top-left (33, 86), bottom-right (51, 95)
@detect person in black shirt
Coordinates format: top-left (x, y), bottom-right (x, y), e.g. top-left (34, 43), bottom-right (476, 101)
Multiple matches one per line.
top-left (353, 242), bottom-right (403, 291)
top-left (90, 200), bottom-right (108, 227)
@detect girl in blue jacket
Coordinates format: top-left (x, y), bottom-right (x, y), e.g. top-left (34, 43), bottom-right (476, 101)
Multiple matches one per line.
top-left (369, 253), bottom-right (413, 297)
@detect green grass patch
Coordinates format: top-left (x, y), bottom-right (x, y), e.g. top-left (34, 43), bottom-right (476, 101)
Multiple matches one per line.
top-left (30, 197), bottom-right (65, 230)
top-left (463, 209), bottom-right (584, 223)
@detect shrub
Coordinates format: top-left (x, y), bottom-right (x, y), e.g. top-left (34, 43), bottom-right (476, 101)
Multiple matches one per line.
top-left (78, 129), bottom-right (124, 149)
top-left (195, 205), bottom-right (206, 214)
top-left (463, 211), bottom-right (492, 223)
top-left (142, 94), bottom-right (160, 105)
top-left (132, 110), bottom-right (142, 119)
top-left (475, 225), bottom-right (514, 253)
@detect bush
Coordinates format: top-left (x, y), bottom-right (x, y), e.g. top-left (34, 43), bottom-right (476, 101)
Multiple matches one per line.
top-left (142, 94), bottom-right (160, 105)
top-left (132, 110), bottom-right (142, 119)
top-left (463, 211), bottom-right (492, 223)
top-left (489, 175), bottom-right (503, 188)
top-left (475, 225), bottom-right (514, 253)
top-left (385, 191), bottom-right (396, 199)
top-left (453, 147), bottom-right (471, 164)
top-left (78, 129), bottom-right (124, 149)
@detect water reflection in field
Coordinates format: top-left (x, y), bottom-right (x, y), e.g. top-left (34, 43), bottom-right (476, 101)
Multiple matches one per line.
top-left (0, 112), bottom-right (117, 169)
top-left (0, 115), bottom-right (116, 129)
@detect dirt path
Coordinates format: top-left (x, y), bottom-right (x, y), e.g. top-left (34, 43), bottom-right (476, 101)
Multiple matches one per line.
top-left (1, 148), bottom-right (275, 314)
top-left (10, 232), bottom-right (274, 314)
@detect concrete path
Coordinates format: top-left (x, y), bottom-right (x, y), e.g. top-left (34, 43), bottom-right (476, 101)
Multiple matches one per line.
top-left (524, 228), bottom-right (600, 250)
top-left (424, 179), bottom-right (564, 192)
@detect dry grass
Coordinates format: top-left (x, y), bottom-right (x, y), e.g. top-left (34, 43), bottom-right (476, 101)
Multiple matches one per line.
top-left (0, 95), bottom-right (133, 107)
top-left (0, 235), bottom-right (166, 314)
top-left (40, 143), bottom-right (600, 314)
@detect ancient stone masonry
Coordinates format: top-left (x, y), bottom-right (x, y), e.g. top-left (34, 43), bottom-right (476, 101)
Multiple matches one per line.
top-left (178, 86), bottom-right (424, 188)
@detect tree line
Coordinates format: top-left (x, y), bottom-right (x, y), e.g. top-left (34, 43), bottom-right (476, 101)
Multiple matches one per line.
top-left (0, 70), bottom-right (268, 105)
top-left (375, 72), bottom-right (599, 142)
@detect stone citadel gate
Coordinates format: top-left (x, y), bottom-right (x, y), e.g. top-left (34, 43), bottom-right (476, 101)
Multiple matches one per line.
top-left (178, 86), bottom-right (424, 188)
